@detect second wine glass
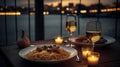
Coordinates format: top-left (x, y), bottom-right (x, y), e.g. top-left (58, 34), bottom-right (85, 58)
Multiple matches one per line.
top-left (86, 20), bottom-right (101, 51)
top-left (66, 14), bottom-right (77, 47)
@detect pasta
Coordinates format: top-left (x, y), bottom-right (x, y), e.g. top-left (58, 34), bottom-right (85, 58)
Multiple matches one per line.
top-left (25, 45), bottom-right (70, 60)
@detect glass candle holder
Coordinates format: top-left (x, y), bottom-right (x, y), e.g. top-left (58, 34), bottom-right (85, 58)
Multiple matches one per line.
top-left (81, 47), bottom-right (93, 59)
top-left (55, 36), bottom-right (63, 45)
top-left (87, 52), bottom-right (100, 66)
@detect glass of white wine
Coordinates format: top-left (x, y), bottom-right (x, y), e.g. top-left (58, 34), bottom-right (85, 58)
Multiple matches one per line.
top-left (66, 14), bottom-right (77, 47)
top-left (86, 20), bottom-right (101, 51)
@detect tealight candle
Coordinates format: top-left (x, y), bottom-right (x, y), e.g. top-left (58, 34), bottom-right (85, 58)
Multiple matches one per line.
top-left (87, 52), bottom-right (100, 66)
top-left (81, 47), bottom-right (93, 59)
top-left (55, 36), bottom-right (63, 45)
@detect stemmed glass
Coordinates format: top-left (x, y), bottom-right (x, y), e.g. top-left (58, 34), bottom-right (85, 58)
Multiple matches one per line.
top-left (66, 14), bottom-right (77, 47)
top-left (86, 20), bottom-right (101, 51)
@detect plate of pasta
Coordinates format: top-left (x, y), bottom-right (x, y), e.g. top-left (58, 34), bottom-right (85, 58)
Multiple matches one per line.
top-left (19, 44), bottom-right (77, 63)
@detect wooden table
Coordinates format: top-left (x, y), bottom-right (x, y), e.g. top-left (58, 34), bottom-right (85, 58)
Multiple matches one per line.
top-left (0, 40), bottom-right (120, 67)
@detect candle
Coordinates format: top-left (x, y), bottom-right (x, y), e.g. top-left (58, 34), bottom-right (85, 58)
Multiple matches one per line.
top-left (87, 52), bottom-right (100, 66)
top-left (81, 47), bottom-right (93, 59)
top-left (55, 36), bottom-right (63, 45)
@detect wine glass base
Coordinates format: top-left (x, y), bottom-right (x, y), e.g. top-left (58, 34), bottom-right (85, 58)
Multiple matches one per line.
top-left (70, 44), bottom-right (75, 48)
top-left (65, 44), bottom-right (75, 48)
top-left (65, 44), bottom-right (71, 47)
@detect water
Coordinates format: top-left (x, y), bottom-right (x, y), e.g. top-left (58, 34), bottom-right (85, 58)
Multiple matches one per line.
top-left (0, 15), bottom-right (35, 45)
top-left (45, 15), bottom-right (116, 39)
top-left (0, 15), bottom-right (117, 45)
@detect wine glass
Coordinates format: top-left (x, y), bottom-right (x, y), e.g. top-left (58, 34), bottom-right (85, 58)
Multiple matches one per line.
top-left (86, 20), bottom-right (101, 51)
top-left (66, 14), bottom-right (77, 47)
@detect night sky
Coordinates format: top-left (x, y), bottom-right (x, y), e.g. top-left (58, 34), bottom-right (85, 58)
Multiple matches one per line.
top-left (0, 0), bottom-right (118, 7)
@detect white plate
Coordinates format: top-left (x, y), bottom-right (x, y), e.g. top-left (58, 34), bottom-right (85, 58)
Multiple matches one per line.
top-left (71, 35), bottom-right (116, 47)
top-left (19, 44), bottom-right (77, 63)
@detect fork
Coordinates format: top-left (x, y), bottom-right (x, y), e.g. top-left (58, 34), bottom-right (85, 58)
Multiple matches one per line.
top-left (76, 51), bottom-right (81, 62)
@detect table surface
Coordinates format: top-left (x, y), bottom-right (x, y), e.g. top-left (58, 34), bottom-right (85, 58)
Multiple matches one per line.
top-left (1, 39), bottom-right (120, 67)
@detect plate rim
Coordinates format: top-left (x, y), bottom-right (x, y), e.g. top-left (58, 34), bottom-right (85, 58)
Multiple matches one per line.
top-left (18, 44), bottom-right (77, 63)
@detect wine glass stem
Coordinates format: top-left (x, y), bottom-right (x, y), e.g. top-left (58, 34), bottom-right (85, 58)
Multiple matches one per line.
top-left (69, 33), bottom-right (72, 47)
top-left (92, 42), bottom-right (95, 52)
